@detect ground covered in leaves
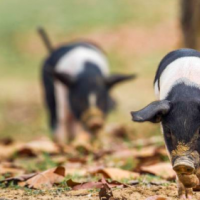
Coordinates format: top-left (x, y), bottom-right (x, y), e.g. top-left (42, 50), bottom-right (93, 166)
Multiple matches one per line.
top-left (0, 124), bottom-right (197, 200)
top-left (0, 184), bottom-right (189, 200)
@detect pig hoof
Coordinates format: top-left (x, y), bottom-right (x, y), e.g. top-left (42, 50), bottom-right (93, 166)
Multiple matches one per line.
top-left (187, 195), bottom-right (193, 199)
top-left (186, 188), bottom-right (193, 199)
top-left (179, 194), bottom-right (187, 199)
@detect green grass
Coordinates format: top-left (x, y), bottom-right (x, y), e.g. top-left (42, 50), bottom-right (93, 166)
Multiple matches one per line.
top-left (0, 0), bottom-right (178, 140)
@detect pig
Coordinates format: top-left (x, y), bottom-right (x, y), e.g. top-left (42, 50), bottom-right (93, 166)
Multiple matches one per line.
top-left (38, 28), bottom-right (136, 143)
top-left (131, 48), bottom-right (200, 199)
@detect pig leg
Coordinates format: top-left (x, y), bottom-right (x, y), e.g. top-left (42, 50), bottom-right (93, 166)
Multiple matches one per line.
top-left (54, 81), bottom-right (70, 144)
top-left (185, 188), bottom-right (193, 199)
top-left (54, 119), bottom-right (67, 144)
top-left (73, 120), bottom-right (89, 135)
top-left (66, 112), bottom-right (77, 141)
top-left (55, 112), bottom-right (77, 143)
top-left (177, 176), bottom-right (187, 199)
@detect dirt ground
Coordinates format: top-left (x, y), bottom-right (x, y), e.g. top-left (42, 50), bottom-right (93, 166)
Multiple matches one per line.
top-left (1, 184), bottom-right (200, 200)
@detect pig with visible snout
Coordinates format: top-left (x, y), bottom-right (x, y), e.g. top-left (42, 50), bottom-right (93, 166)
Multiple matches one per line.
top-left (131, 49), bottom-right (200, 199)
top-left (39, 29), bottom-right (136, 144)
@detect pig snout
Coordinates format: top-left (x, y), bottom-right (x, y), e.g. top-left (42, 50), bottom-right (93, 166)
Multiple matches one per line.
top-left (172, 151), bottom-right (200, 190)
top-left (87, 117), bottom-right (104, 131)
top-left (173, 156), bottom-right (195, 175)
top-left (81, 107), bottom-right (104, 132)
top-left (173, 150), bottom-right (199, 175)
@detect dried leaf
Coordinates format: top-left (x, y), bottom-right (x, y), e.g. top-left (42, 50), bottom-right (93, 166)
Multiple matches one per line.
top-left (0, 137), bottom-right (13, 145)
top-left (134, 146), bottom-right (157, 158)
top-left (193, 185), bottom-right (200, 191)
top-left (73, 132), bottom-right (91, 146)
top-left (93, 149), bottom-right (113, 160)
top-left (106, 124), bottom-right (128, 138)
top-left (156, 147), bottom-right (168, 157)
top-left (135, 155), bottom-right (161, 172)
top-left (0, 163), bottom-right (24, 177)
top-left (1, 161), bottom-right (20, 169)
top-left (107, 180), bottom-right (129, 188)
top-left (145, 196), bottom-right (168, 200)
top-left (112, 146), bottom-right (159, 160)
top-left (112, 149), bottom-right (136, 159)
top-left (0, 142), bottom-right (24, 160)
top-left (67, 177), bottom-right (128, 191)
top-left (26, 166), bottom-right (65, 189)
top-left (68, 157), bottom-right (87, 164)
top-left (73, 181), bottom-right (103, 190)
top-left (73, 132), bottom-right (93, 155)
top-left (54, 166), bottom-right (65, 175)
top-left (91, 167), bottom-right (139, 180)
top-left (67, 179), bottom-right (103, 190)
top-left (1, 173), bottom-right (37, 185)
top-left (18, 138), bottom-right (59, 155)
top-left (16, 148), bottom-right (36, 157)
top-left (66, 179), bottom-right (80, 188)
top-left (140, 163), bottom-right (175, 180)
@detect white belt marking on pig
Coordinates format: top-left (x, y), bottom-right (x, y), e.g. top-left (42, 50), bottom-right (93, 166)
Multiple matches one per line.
top-left (55, 47), bottom-right (109, 77)
top-left (89, 93), bottom-right (97, 107)
top-left (154, 80), bottom-right (159, 99)
top-left (155, 57), bottom-right (200, 100)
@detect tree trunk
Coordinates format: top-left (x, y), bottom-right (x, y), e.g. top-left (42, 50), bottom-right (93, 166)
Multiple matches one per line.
top-left (180, 0), bottom-right (200, 49)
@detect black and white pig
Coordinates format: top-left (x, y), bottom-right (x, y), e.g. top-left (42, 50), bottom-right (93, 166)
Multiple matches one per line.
top-left (131, 49), bottom-right (200, 199)
top-left (39, 29), bottom-right (136, 143)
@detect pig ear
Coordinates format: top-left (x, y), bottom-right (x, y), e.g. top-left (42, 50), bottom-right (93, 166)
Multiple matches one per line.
top-left (105, 74), bottom-right (137, 89)
top-left (131, 100), bottom-right (171, 123)
top-left (52, 72), bottom-right (76, 87)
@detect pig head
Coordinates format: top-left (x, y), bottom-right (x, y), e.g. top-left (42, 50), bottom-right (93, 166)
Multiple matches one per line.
top-left (52, 63), bottom-right (136, 133)
top-left (131, 99), bottom-right (200, 198)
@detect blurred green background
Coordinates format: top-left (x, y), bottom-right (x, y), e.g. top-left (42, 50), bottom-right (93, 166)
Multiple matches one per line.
top-left (0, 0), bottom-right (179, 140)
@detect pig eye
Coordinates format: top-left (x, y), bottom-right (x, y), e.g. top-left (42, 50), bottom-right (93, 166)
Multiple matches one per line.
top-left (165, 127), bottom-right (172, 139)
top-left (166, 132), bottom-right (172, 139)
